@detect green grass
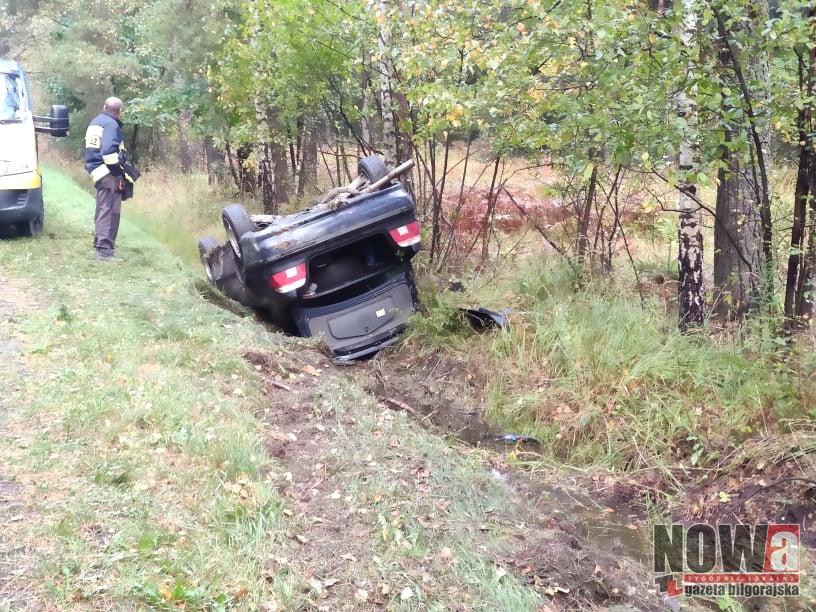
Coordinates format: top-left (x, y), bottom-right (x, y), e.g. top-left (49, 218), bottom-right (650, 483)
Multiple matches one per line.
top-left (410, 256), bottom-right (816, 479)
top-left (10, 157), bottom-right (815, 610)
top-left (0, 165), bottom-right (550, 610)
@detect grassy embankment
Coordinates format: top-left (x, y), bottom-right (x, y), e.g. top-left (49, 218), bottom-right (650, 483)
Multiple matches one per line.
top-left (48, 149), bottom-right (816, 491)
top-left (0, 164), bottom-right (547, 610)
top-left (6, 153), bottom-right (816, 610)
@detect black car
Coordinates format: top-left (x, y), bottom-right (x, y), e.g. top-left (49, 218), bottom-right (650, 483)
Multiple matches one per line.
top-left (199, 156), bottom-right (421, 362)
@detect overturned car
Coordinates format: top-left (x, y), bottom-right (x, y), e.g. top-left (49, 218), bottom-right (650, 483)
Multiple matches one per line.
top-left (198, 156), bottom-right (421, 363)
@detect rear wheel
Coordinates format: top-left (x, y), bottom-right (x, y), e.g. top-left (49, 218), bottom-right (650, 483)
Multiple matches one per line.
top-left (357, 156), bottom-right (389, 187)
top-left (198, 236), bottom-right (219, 257)
top-left (197, 236), bottom-right (220, 283)
top-left (221, 204), bottom-right (255, 267)
top-left (17, 212), bottom-right (43, 237)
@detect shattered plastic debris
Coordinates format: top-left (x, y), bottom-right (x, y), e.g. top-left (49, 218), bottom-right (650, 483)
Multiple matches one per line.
top-left (495, 434), bottom-right (540, 444)
top-left (460, 307), bottom-right (511, 331)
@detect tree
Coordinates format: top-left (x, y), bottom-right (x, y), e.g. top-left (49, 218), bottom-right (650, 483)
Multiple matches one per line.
top-left (675, 0), bottom-right (706, 330)
top-left (709, 0), bottom-right (773, 322)
top-left (782, 3), bottom-right (816, 325)
top-left (210, 0), bottom-right (379, 208)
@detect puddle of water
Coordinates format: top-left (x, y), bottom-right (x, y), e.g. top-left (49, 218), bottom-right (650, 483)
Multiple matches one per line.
top-left (534, 482), bottom-right (651, 564)
top-left (462, 427), bottom-right (653, 566)
top-left (426, 403), bottom-right (654, 566)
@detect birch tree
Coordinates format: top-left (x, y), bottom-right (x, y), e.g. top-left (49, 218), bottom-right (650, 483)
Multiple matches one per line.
top-left (676, 0), bottom-right (706, 330)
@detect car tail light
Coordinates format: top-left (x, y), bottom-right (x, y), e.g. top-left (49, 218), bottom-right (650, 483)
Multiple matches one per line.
top-left (389, 221), bottom-right (421, 247)
top-left (270, 263), bottom-right (307, 293)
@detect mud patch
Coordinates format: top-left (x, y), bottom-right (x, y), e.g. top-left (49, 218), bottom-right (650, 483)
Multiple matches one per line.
top-left (353, 346), bottom-right (498, 444)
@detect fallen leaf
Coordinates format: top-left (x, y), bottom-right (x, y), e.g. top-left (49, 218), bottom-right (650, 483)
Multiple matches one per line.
top-left (418, 515), bottom-right (438, 529)
top-left (355, 589), bottom-right (369, 603)
top-left (323, 578), bottom-right (339, 588)
top-left (158, 582), bottom-right (173, 600)
top-left (436, 499), bottom-right (451, 510)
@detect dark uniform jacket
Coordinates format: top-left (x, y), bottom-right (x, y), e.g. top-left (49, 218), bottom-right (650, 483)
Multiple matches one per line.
top-left (84, 111), bottom-right (125, 183)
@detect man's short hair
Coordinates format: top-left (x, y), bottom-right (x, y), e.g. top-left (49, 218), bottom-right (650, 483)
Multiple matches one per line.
top-left (103, 97), bottom-right (123, 114)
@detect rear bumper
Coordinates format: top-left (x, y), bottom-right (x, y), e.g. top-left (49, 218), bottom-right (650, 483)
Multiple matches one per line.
top-left (292, 267), bottom-right (418, 362)
top-left (0, 186), bottom-right (43, 225)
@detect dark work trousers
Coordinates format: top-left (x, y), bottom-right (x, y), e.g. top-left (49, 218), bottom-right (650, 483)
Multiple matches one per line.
top-left (93, 173), bottom-right (123, 256)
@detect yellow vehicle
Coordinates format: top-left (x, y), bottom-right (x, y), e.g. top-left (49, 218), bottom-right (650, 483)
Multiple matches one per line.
top-left (0, 58), bottom-right (69, 236)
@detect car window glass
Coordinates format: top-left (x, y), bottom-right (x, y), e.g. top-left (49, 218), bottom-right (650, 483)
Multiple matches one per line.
top-left (0, 75), bottom-right (21, 121)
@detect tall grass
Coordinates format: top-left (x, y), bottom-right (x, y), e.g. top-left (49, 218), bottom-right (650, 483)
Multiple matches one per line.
top-left (41, 146), bottom-right (249, 268)
top-left (411, 255), bottom-right (816, 479)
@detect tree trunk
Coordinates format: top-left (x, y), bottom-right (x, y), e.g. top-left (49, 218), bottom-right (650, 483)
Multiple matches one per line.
top-left (254, 96), bottom-right (289, 215)
top-left (376, 1), bottom-right (398, 167)
top-left (204, 137), bottom-right (225, 187)
top-left (576, 164), bottom-right (597, 263)
top-left (298, 125), bottom-right (318, 198)
top-left (713, 147), bottom-right (763, 320)
top-left (178, 109), bottom-right (195, 174)
top-left (711, 2), bottom-right (771, 323)
top-left (675, 0), bottom-right (705, 330)
top-left (784, 6), bottom-right (816, 326)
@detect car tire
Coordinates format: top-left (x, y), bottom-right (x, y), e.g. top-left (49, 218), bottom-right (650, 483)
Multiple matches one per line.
top-left (358, 156), bottom-right (389, 186)
top-left (221, 204), bottom-right (254, 268)
top-left (198, 236), bottom-right (219, 256)
top-left (17, 212), bottom-right (43, 237)
top-left (198, 236), bottom-right (220, 283)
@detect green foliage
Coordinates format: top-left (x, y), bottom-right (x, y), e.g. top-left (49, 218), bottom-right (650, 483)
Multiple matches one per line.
top-left (207, 0), bottom-right (369, 149)
top-left (402, 259), bottom-right (816, 476)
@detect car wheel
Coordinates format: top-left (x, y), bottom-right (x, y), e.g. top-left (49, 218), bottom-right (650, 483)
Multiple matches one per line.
top-left (17, 213), bottom-right (43, 237)
top-left (358, 156), bottom-right (389, 186)
top-left (198, 236), bottom-right (219, 257)
top-left (198, 236), bottom-right (220, 283)
top-left (221, 204), bottom-right (255, 267)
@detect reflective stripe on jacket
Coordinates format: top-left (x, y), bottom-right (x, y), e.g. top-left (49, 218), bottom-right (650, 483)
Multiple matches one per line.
top-left (84, 111), bottom-right (125, 181)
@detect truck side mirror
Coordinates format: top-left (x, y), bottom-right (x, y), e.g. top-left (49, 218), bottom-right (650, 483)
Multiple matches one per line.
top-left (34, 104), bottom-right (69, 137)
top-left (49, 105), bottom-right (69, 137)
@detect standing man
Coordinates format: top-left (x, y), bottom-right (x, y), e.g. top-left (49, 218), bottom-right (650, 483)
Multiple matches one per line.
top-left (84, 97), bottom-right (127, 261)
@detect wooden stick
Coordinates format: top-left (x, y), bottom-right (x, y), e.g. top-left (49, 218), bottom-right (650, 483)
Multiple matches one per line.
top-left (361, 159), bottom-right (415, 194)
top-left (269, 380), bottom-right (293, 392)
top-left (377, 396), bottom-right (420, 418)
